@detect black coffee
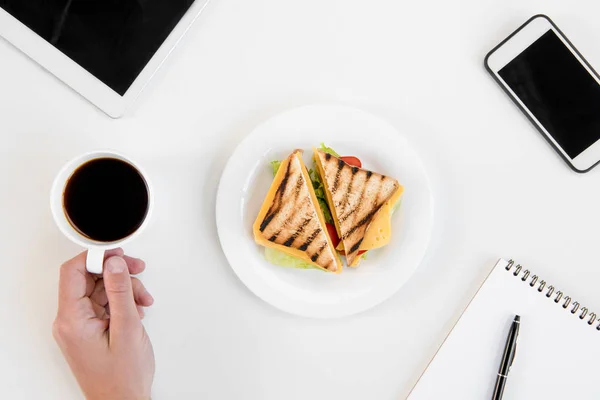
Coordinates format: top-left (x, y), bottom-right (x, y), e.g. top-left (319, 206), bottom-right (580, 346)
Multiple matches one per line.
top-left (63, 158), bottom-right (149, 242)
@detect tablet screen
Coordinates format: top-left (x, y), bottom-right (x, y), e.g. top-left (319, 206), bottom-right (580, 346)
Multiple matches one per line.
top-left (0, 0), bottom-right (195, 95)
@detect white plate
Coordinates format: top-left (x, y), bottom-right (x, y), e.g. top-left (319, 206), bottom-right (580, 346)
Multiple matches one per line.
top-left (216, 104), bottom-right (434, 318)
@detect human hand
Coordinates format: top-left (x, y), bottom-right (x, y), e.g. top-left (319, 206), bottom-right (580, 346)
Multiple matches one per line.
top-left (53, 249), bottom-right (155, 400)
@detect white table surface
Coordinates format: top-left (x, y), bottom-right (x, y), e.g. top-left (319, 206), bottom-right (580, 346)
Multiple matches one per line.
top-left (2, 1), bottom-right (600, 399)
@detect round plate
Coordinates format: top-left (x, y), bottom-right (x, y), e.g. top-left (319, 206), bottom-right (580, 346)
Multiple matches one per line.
top-left (216, 104), bottom-right (434, 318)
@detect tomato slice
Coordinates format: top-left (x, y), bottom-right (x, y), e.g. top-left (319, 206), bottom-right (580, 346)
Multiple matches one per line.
top-left (340, 156), bottom-right (362, 168)
top-left (326, 223), bottom-right (340, 248)
top-left (338, 250), bottom-right (367, 256)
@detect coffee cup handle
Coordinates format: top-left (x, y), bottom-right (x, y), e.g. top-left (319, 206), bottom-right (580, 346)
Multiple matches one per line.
top-left (86, 248), bottom-right (105, 274)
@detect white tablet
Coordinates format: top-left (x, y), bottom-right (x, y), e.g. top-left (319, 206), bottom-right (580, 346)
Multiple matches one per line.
top-left (0, 0), bottom-right (210, 118)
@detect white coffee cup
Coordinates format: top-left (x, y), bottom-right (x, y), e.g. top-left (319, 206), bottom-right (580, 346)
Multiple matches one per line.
top-left (50, 150), bottom-right (153, 274)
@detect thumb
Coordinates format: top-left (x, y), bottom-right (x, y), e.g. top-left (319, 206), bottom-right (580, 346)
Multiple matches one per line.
top-left (104, 256), bottom-right (140, 339)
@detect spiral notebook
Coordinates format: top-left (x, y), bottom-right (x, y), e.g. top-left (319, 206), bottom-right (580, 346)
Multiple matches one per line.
top-left (408, 259), bottom-right (600, 400)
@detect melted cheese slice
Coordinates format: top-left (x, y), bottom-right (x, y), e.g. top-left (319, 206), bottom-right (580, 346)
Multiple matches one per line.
top-left (336, 185), bottom-right (404, 252)
top-left (253, 151), bottom-right (342, 273)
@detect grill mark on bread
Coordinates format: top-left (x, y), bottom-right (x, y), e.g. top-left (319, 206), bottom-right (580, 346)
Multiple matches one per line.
top-left (338, 206), bottom-right (359, 224)
top-left (342, 207), bottom-right (381, 240)
top-left (340, 167), bottom-right (356, 215)
top-left (338, 170), bottom-right (372, 223)
top-left (294, 174), bottom-right (304, 200)
top-left (311, 242), bottom-right (328, 262)
top-left (268, 196), bottom-right (310, 243)
top-left (282, 217), bottom-right (311, 247)
top-left (349, 239), bottom-right (363, 254)
top-left (260, 214), bottom-right (276, 233)
top-left (276, 161), bottom-right (293, 199)
top-left (260, 161), bottom-right (292, 232)
top-left (338, 167), bottom-right (387, 239)
top-left (282, 195), bottom-right (309, 226)
top-left (261, 164), bottom-right (303, 235)
top-left (298, 228), bottom-right (321, 251)
top-left (332, 159), bottom-right (345, 193)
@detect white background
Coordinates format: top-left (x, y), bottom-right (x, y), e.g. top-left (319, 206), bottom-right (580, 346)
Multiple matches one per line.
top-left (1, 1), bottom-right (600, 399)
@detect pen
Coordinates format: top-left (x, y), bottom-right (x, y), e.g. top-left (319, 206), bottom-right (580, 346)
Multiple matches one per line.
top-left (492, 315), bottom-right (520, 400)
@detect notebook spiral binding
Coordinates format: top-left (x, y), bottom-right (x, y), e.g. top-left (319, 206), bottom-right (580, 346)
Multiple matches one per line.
top-left (505, 260), bottom-right (600, 331)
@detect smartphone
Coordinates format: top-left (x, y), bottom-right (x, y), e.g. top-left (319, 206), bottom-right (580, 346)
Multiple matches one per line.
top-left (485, 14), bottom-right (600, 173)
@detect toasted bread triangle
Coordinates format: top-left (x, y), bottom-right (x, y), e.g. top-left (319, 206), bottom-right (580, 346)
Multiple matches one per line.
top-left (253, 150), bottom-right (342, 273)
top-left (314, 149), bottom-right (400, 266)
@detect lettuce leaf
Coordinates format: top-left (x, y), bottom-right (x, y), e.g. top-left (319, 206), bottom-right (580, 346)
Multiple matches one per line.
top-left (270, 160), bottom-right (282, 177)
top-left (391, 199), bottom-right (402, 215)
top-left (264, 247), bottom-right (316, 270)
top-left (318, 199), bottom-right (333, 224)
top-left (308, 168), bottom-right (333, 224)
top-left (319, 143), bottom-right (340, 157)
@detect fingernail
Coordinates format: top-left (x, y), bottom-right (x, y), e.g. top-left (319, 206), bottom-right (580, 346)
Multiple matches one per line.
top-left (106, 257), bottom-right (127, 274)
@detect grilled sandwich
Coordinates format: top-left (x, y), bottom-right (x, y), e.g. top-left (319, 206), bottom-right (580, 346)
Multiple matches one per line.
top-left (314, 148), bottom-right (402, 267)
top-left (253, 150), bottom-right (343, 273)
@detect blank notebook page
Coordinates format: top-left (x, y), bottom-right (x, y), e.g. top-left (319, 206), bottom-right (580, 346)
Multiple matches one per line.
top-left (408, 259), bottom-right (600, 400)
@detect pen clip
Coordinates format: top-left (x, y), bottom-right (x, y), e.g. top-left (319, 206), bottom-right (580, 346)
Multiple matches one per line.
top-left (508, 340), bottom-right (517, 371)
top-left (507, 318), bottom-right (520, 372)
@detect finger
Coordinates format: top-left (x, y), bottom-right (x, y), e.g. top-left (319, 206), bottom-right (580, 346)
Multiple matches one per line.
top-left (58, 249), bottom-right (125, 313)
top-left (103, 257), bottom-right (140, 342)
top-left (91, 278), bottom-right (153, 308)
top-left (90, 279), bottom-right (108, 307)
top-left (123, 256), bottom-right (146, 275)
top-left (103, 297), bottom-right (145, 319)
top-left (92, 301), bottom-right (109, 320)
top-left (105, 248), bottom-right (125, 258)
top-left (98, 304), bottom-right (143, 320)
top-left (131, 277), bottom-right (154, 307)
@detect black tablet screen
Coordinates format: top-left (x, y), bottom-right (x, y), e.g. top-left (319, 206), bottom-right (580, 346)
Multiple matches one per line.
top-left (0, 0), bottom-right (195, 95)
top-left (499, 29), bottom-right (600, 159)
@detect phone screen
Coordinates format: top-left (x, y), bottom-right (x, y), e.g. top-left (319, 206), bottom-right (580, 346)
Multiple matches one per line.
top-left (499, 29), bottom-right (600, 159)
top-left (0, 0), bottom-right (195, 96)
